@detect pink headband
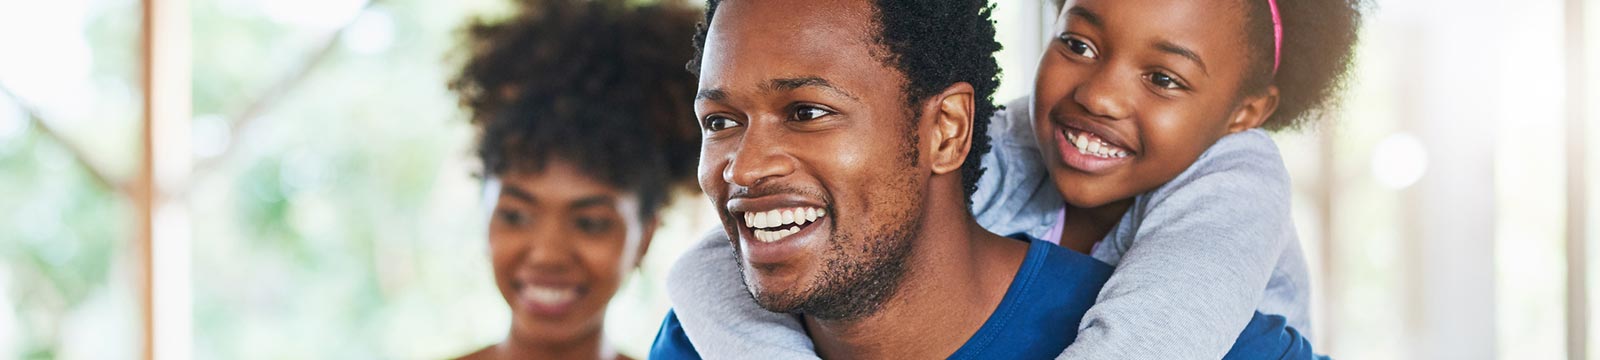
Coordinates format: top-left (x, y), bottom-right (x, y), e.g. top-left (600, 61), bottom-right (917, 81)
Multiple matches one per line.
top-left (1268, 0), bottom-right (1283, 74)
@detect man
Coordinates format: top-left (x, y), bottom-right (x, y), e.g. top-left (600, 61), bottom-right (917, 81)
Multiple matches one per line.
top-left (652, 0), bottom-right (1314, 358)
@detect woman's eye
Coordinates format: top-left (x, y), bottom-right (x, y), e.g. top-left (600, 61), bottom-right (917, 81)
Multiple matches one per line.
top-left (497, 210), bottom-right (528, 226)
top-left (1149, 72), bottom-right (1185, 90)
top-left (1062, 36), bottom-right (1097, 59)
top-left (704, 116), bottom-right (740, 132)
top-left (792, 106), bottom-right (833, 121)
top-left (575, 217), bottom-right (612, 234)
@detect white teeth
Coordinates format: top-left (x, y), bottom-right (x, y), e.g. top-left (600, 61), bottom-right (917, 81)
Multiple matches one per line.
top-left (522, 286), bottom-right (577, 306)
top-left (1069, 129), bottom-right (1130, 159)
top-left (754, 226), bottom-right (804, 243)
top-left (742, 207), bottom-right (828, 242)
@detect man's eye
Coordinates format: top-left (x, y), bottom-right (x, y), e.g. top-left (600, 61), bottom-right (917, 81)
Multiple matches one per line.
top-left (1061, 36), bottom-right (1097, 59)
top-left (792, 106), bottom-right (833, 121)
top-left (704, 116), bottom-right (740, 132)
top-left (1148, 72), bottom-right (1185, 90)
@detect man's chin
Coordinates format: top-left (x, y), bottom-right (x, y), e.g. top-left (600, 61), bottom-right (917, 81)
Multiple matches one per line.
top-left (740, 269), bottom-right (811, 314)
top-left (748, 287), bottom-right (808, 314)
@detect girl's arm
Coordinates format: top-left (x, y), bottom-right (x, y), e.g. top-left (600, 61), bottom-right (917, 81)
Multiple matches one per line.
top-left (1058, 130), bottom-right (1303, 359)
top-left (664, 229), bottom-right (820, 360)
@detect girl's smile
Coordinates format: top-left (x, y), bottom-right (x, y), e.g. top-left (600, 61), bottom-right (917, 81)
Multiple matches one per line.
top-left (1047, 110), bottom-right (1143, 174)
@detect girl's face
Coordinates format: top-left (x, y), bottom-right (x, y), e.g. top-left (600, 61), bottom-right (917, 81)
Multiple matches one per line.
top-left (484, 160), bottom-right (652, 347)
top-left (1034, 0), bottom-right (1277, 208)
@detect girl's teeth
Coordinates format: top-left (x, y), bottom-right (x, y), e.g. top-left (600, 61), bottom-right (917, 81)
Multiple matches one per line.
top-left (1069, 130), bottom-right (1129, 159)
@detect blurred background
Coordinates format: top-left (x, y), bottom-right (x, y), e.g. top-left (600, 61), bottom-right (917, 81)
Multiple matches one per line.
top-left (0, 0), bottom-right (1595, 359)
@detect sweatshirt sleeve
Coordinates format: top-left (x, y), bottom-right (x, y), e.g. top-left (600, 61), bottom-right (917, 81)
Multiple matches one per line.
top-left (1058, 130), bottom-right (1297, 359)
top-left (971, 97), bottom-right (1064, 240)
top-left (665, 228), bottom-right (820, 359)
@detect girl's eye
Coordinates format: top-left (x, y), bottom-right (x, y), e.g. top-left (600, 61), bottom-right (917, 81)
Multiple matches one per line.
top-left (704, 116), bottom-right (741, 132)
top-left (792, 106), bottom-right (833, 121)
top-left (1061, 36), bottom-right (1098, 59)
top-left (1148, 72), bottom-right (1186, 90)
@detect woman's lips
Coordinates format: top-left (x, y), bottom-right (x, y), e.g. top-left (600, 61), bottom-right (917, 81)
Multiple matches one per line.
top-left (514, 282), bottom-right (583, 318)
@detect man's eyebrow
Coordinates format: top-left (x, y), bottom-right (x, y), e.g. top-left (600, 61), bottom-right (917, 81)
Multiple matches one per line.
top-left (764, 76), bottom-right (860, 101)
top-left (1067, 6), bottom-right (1102, 28)
top-left (696, 88), bottom-right (728, 101)
top-left (1154, 40), bottom-right (1209, 75)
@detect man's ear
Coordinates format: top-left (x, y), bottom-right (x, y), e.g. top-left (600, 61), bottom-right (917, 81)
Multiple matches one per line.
top-left (926, 82), bottom-right (976, 175)
top-left (1227, 85), bottom-right (1280, 133)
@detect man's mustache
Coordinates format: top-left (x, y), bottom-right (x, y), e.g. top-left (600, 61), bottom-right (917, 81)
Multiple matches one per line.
top-left (727, 183), bottom-right (829, 202)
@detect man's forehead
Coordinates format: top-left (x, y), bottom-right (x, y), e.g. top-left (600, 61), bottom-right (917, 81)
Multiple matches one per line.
top-left (715, 0), bottom-right (876, 32)
top-left (698, 0), bottom-right (887, 98)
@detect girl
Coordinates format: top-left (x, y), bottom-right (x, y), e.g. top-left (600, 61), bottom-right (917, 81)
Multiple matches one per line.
top-left (667, 0), bottom-right (1364, 358)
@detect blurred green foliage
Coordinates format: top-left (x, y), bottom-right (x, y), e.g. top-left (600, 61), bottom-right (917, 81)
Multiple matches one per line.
top-left (2, 0), bottom-right (707, 358)
top-left (187, 0), bottom-right (511, 357)
top-left (1, 0), bottom-right (142, 358)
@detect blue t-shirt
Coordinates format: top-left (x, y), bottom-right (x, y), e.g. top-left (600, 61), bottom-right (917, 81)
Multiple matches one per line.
top-left (652, 235), bottom-right (1315, 359)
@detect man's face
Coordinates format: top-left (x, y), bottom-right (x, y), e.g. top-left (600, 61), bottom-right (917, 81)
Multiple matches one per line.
top-left (694, 0), bottom-right (926, 321)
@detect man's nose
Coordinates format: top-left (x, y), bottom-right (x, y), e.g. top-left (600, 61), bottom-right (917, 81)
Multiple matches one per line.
top-left (723, 117), bottom-right (796, 188)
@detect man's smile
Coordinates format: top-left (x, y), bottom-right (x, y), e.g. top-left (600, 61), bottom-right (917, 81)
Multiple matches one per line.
top-left (726, 194), bottom-right (833, 265)
top-left (743, 207), bottom-right (827, 242)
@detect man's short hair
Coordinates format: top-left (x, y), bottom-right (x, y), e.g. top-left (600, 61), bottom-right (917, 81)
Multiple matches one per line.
top-left (688, 0), bottom-right (1003, 206)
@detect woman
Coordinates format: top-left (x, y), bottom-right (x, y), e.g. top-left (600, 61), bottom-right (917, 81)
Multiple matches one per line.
top-left (449, 0), bottom-right (701, 358)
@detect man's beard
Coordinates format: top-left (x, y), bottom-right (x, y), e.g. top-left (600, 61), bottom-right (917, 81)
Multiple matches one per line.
top-left (745, 211), bottom-right (919, 321)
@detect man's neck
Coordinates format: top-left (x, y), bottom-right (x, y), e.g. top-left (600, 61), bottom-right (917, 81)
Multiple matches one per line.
top-left (806, 190), bottom-right (1030, 359)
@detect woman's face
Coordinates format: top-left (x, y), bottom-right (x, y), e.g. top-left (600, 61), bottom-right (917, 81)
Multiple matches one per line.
top-left (1034, 0), bottom-right (1274, 208)
top-left (484, 159), bottom-right (652, 346)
